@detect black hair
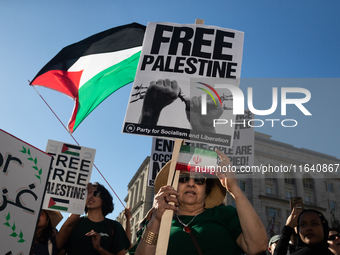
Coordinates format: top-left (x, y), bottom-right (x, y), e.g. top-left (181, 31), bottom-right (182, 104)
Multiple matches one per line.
top-left (85, 182), bottom-right (114, 216)
top-left (37, 210), bottom-right (54, 244)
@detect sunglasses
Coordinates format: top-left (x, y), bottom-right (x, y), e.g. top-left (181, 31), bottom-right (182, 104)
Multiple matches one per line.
top-left (178, 174), bottom-right (207, 185)
top-left (328, 233), bottom-right (340, 241)
top-left (93, 190), bottom-right (101, 197)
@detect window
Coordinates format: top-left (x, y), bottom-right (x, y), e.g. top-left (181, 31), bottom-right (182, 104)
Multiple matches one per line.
top-left (326, 182), bottom-right (334, 192)
top-left (305, 194), bottom-right (311, 203)
top-left (269, 208), bottom-right (277, 217)
top-left (285, 176), bottom-right (295, 185)
top-left (330, 201), bottom-right (336, 211)
top-left (265, 170), bottom-right (276, 181)
top-left (266, 184), bottom-right (274, 195)
top-left (303, 178), bottom-right (314, 189)
top-left (266, 207), bottom-right (280, 218)
top-left (285, 190), bottom-right (293, 200)
top-left (239, 181), bottom-right (246, 191)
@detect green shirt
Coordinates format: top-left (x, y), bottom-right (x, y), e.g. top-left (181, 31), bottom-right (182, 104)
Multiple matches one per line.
top-left (65, 216), bottom-right (130, 255)
top-left (130, 206), bottom-right (243, 255)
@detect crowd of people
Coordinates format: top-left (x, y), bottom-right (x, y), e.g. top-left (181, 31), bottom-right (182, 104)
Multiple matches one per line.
top-left (30, 150), bottom-right (340, 255)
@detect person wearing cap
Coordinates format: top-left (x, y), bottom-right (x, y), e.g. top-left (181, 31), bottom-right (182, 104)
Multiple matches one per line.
top-left (328, 227), bottom-right (340, 255)
top-left (30, 209), bottom-right (80, 255)
top-left (60, 182), bottom-right (130, 255)
top-left (268, 235), bottom-right (281, 254)
top-left (130, 149), bottom-right (267, 255)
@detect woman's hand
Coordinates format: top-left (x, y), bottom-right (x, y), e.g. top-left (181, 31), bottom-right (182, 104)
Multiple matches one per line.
top-left (215, 149), bottom-right (239, 195)
top-left (152, 186), bottom-right (179, 223)
top-left (87, 182), bottom-right (94, 194)
top-left (286, 204), bottom-right (303, 229)
top-left (124, 207), bottom-right (132, 220)
top-left (86, 229), bottom-right (102, 251)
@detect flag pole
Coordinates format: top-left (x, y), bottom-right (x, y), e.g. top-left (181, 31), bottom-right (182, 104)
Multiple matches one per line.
top-left (155, 138), bottom-right (183, 255)
top-left (155, 18), bottom-right (205, 255)
top-left (30, 83), bottom-right (126, 208)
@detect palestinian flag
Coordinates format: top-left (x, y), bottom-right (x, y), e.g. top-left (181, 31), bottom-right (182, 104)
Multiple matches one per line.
top-left (30, 23), bottom-right (146, 133)
top-left (176, 145), bottom-right (218, 174)
top-left (48, 197), bottom-right (70, 211)
top-left (61, 143), bottom-right (81, 157)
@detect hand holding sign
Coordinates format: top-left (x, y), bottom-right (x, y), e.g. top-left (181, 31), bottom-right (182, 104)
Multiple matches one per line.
top-left (140, 79), bottom-right (181, 125)
top-left (215, 149), bottom-right (238, 194)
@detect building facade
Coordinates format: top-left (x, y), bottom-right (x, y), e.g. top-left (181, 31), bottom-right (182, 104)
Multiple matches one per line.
top-left (116, 132), bottom-right (340, 244)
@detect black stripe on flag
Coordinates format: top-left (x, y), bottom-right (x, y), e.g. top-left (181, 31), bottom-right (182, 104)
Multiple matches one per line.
top-left (53, 197), bottom-right (70, 204)
top-left (31, 22), bottom-right (145, 80)
top-left (64, 143), bottom-right (81, 151)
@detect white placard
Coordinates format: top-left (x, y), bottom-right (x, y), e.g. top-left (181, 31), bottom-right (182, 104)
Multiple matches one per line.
top-left (0, 129), bottom-right (51, 255)
top-left (123, 22), bottom-right (244, 147)
top-left (42, 140), bottom-right (96, 214)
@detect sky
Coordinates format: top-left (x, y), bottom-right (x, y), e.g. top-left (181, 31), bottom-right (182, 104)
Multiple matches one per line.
top-left (1, 1), bottom-right (339, 228)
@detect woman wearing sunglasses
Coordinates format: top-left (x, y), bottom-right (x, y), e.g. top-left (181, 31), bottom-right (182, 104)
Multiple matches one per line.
top-left (60, 182), bottom-right (130, 255)
top-left (274, 207), bottom-right (334, 255)
top-left (130, 149), bottom-right (267, 255)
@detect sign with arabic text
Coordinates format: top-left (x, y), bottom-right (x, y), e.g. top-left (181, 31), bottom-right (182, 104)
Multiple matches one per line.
top-left (0, 129), bottom-right (51, 255)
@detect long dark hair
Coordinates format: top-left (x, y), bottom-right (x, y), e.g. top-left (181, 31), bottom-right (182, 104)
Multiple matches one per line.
top-left (85, 182), bottom-right (114, 216)
top-left (37, 210), bottom-right (54, 244)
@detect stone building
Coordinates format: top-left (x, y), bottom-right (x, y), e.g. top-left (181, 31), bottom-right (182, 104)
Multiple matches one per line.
top-left (116, 132), bottom-right (340, 244)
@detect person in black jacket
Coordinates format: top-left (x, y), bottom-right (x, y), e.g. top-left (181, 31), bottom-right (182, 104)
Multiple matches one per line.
top-left (274, 206), bottom-right (333, 255)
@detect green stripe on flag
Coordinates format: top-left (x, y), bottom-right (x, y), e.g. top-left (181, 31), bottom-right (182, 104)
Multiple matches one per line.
top-left (63, 151), bottom-right (80, 156)
top-left (179, 145), bottom-right (217, 158)
top-left (74, 51), bottom-right (141, 131)
top-left (49, 205), bottom-right (68, 211)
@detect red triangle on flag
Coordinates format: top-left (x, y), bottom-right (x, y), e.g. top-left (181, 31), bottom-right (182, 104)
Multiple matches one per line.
top-left (48, 197), bottom-right (57, 208)
top-left (61, 144), bottom-right (69, 153)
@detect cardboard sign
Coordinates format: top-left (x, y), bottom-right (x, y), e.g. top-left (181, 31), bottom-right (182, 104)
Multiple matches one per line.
top-left (148, 110), bottom-right (254, 186)
top-left (123, 22), bottom-right (244, 147)
top-left (0, 129), bottom-right (51, 255)
top-left (42, 140), bottom-right (96, 214)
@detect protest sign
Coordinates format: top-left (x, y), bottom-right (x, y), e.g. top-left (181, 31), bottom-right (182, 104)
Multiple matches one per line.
top-left (148, 110), bottom-right (254, 186)
top-left (0, 129), bottom-right (51, 255)
top-left (42, 140), bottom-right (96, 214)
top-left (123, 22), bottom-right (244, 147)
